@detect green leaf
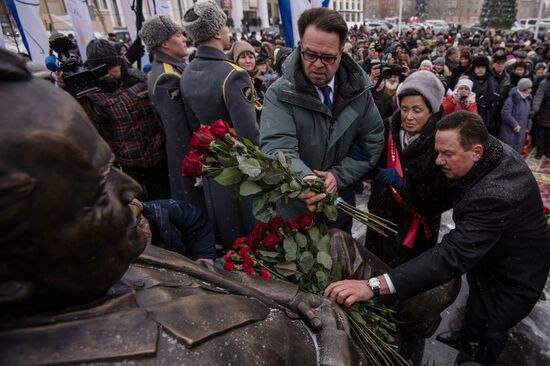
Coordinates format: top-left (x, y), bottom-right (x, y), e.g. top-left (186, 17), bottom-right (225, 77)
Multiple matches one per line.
top-left (315, 270), bottom-right (328, 289)
top-left (242, 137), bottom-right (258, 151)
top-left (348, 308), bottom-right (367, 326)
top-left (240, 181), bottom-right (263, 196)
top-left (283, 237), bottom-right (297, 261)
top-left (298, 251), bottom-right (315, 273)
top-left (295, 232), bottom-right (308, 248)
top-left (317, 234), bottom-right (331, 253)
top-left (290, 179), bottom-right (302, 191)
top-left (263, 169), bottom-right (285, 185)
top-left (280, 183), bottom-right (290, 193)
top-left (322, 205), bottom-right (338, 221)
top-left (274, 262), bottom-right (297, 276)
top-left (308, 227), bottom-right (320, 242)
top-left (269, 190), bottom-right (283, 203)
top-left (277, 150), bottom-right (289, 168)
top-left (288, 191), bottom-right (300, 199)
top-left (214, 166), bottom-right (243, 186)
top-left (237, 156), bottom-right (262, 178)
top-left (316, 252), bottom-right (333, 270)
top-left (329, 261), bottom-right (342, 282)
top-left (252, 195), bottom-right (271, 222)
top-left (259, 250), bottom-right (280, 258)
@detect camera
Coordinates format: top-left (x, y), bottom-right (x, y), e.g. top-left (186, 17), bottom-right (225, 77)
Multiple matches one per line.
top-left (46, 34), bottom-right (108, 98)
top-left (460, 94), bottom-right (468, 104)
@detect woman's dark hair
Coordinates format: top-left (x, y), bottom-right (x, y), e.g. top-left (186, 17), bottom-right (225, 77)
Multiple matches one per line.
top-left (298, 8), bottom-right (348, 46)
top-left (436, 111), bottom-right (488, 149)
top-left (398, 89), bottom-right (434, 114)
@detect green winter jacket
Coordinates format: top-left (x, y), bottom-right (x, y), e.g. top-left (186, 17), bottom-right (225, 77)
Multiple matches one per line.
top-left (260, 49), bottom-right (384, 190)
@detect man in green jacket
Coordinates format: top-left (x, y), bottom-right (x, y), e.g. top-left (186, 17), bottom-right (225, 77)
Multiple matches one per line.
top-left (260, 7), bottom-right (384, 230)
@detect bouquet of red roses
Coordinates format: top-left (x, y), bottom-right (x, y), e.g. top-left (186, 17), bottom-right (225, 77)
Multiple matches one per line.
top-left (223, 214), bottom-right (407, 366)
top-left (182, 120), bottom-right (396, 236)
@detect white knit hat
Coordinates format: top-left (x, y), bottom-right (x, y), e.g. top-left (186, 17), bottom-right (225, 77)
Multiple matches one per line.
top-left (455, 78), bottom-right (473, 91)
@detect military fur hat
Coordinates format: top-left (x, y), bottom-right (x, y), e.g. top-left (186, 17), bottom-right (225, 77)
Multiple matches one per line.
top-left (139, 15), bottom-right (183, 52)
top-left (182, 0), bottom-right (227, 43)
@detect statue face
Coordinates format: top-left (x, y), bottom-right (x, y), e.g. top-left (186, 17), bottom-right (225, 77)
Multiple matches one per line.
top-left (0, 53), bottom-right (146, 310)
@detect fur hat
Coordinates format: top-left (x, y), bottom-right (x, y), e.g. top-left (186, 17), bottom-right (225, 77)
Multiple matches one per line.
top-left (517, 78), bottom-right (533, 91)
top-left (139, 15), bottom-right (183, 52)
top-left (86, 39), bottom-right (121, 68)
top-left (471, 56), bottom-right (490, 69)
top-left (493, 54), bottom-right (507, 64)
top-left (226, 41), bottom-right (255, 62)
top-left (396, 70), bottom-right (445, 113)
top-left (183, 0), bottom-right (227, 43)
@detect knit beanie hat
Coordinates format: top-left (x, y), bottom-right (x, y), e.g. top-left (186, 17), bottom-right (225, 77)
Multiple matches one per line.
top-left (517, 78), bottom-right (533, 91)
top-left (420, 59), bottom-right (433, 68)
top-left (139, 15), bottom-right (183, 52)
top-left (434, 57), bottom-right (445, 66)
top-left (183, 0), bottom-right (227, 43)
top-left (396, 70), bottom-right (445, 113)
top-left (226, 40), bottom-right (255, 62)
top-left (455, 78), bottom-right (473, 91)
top-left (86, 39), bottom-right (121, 68)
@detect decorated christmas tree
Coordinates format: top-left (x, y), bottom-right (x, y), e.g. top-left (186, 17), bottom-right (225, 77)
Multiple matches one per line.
top-left (480, 0), bottom-right (517, 29)
top-left (415, 0), bottom-right (429, 20)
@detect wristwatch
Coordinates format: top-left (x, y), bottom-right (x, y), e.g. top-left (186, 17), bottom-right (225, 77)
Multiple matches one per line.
top-left (367, 277), bottom-right (381, 298)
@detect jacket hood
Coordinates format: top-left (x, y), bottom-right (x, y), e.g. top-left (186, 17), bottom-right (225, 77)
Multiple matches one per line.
top-left (508, 86), bottom-right (532, 103)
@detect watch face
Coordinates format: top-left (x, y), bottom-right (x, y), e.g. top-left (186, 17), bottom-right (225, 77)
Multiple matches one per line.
top-left (368, 277), bottom-right (381, 288)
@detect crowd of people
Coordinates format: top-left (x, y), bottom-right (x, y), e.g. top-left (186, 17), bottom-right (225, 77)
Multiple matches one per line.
top-left (9, 1), bottom-right (550, 365)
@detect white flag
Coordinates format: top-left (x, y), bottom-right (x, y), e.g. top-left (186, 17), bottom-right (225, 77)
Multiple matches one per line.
top-left (64, 0), bottom-right (95, 62)
top-left (6, 0), bottom-right (49, 65)
top-left (147, 0), bottom-right (173, 16)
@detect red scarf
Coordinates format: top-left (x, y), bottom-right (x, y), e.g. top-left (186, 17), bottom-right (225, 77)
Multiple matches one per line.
top-left (386, 131), bottom-right (431, 248)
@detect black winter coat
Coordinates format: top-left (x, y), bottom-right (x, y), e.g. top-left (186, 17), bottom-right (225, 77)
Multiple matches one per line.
top-left (366, 111), bottom-right (452, 268)
top-left (389, 137), bottom-right (550, 330)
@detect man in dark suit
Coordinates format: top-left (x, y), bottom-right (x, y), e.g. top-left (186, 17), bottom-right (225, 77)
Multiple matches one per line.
top-left (325, 111), bottom-right (550, 365)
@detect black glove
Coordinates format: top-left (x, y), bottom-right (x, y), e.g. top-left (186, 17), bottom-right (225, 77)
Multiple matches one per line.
top-left (125, 36), bottom-right (146, 64)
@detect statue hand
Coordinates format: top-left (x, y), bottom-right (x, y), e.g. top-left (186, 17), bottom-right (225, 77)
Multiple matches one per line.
top-left (289, 292), bottom-right (325, 331)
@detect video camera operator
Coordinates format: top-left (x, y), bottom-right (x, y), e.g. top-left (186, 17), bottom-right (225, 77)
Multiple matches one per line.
top-left (78, 39), bottom-right (170, 201)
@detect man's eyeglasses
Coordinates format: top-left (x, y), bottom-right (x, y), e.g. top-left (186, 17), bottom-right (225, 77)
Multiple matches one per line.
top-left (301, 49), bottom-right (339, 65)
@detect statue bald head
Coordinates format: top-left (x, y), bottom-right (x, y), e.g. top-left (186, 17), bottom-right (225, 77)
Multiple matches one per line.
top-left (0, 49), bottom-right (146, 312)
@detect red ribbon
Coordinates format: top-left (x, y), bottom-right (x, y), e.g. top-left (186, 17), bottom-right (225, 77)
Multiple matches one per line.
top-left (386, 131), bottom-right (431, 248)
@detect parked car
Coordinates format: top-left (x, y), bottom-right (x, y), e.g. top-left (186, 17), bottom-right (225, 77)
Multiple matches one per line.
top-left (365, 21), bottom-right (390, 32)
top-left (425, 20), bottom-right (450, 34)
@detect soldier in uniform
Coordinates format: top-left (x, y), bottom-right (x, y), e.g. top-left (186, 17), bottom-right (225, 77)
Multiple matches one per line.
top-left (140, 15), bottom-right (204, 208)
top-left (180, 0), bottom-right (260, 250)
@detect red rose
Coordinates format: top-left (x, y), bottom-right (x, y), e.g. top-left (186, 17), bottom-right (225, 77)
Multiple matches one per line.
top-left (252, 222), bottom-right (269, 234)
top-left (223, 261), bottom-right (235, 271)
top-left (243, 255), bottom-right (255, 269)
top-left (210, 119), bottom-right (231, 138)
top-left (268, 216), bottom-right (285, 231)
top-left (233, 237), bottom-right (247, 249)
top-left (190, 127), bottom-right (216, 151)
top-left (262, 233), bottom-right (282, 251)
top-left (239, 246), bottom-right (252, 258)
top-left (260, 268), bottom-right (273, 279)
top-left (299, 213), bottom-right (314, 229)
top-left (245, 267), bottom-right (255, 276)
top-left (287, 218), bottom-right (300, 231)
top-left (181, 149), bottom-right (205, 177)
top-left (223, 250), bottom-right (235, 262)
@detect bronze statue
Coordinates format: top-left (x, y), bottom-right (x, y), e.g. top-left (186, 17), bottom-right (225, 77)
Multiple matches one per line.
top-left (0, 48), bottom-right (366, 366)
